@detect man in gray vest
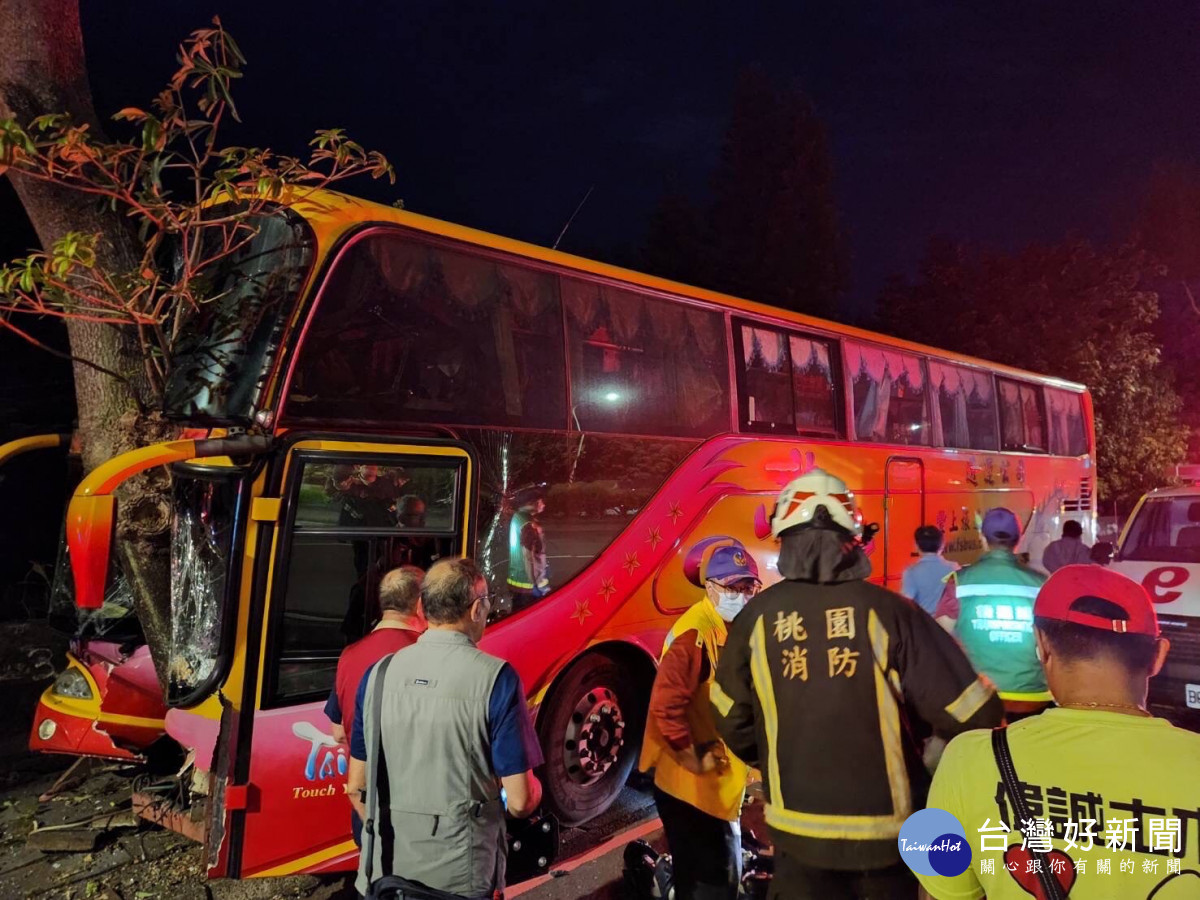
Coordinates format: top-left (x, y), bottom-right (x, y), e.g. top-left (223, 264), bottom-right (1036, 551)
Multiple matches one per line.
top-left (348, 558), bottom-right (543, 898)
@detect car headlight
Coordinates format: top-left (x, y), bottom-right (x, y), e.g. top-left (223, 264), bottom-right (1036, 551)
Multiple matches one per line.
top-left (52, 667), bottom-right (93, 700)
top-left (37, 718), bottom-right (57, 741)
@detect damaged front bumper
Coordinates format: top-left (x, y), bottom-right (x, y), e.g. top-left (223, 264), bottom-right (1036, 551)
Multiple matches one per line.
top-left (28, 651), bottom-right (166, 761)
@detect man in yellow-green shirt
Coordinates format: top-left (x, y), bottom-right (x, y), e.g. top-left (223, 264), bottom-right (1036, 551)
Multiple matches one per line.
top-left (917, 565), bottom-right (1200, 900)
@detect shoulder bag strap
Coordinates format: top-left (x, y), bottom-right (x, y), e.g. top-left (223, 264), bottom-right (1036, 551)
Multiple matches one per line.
top-left (363, 653), bottom-right (394, 886)
top-left (991, 727), bottom-right (1065, 900)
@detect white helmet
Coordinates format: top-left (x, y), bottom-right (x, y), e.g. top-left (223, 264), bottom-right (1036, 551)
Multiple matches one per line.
top-left (771, 468), bottom-right (861, 538)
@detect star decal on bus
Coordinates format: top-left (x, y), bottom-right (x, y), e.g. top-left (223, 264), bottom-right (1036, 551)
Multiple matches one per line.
top-left (623, 552), bottom-right (641, 575)
top-left (571, 597), bottom-right (593, 626)
top-left (597, 576), bottom-right (617, 603)
top-left (667, 501), bottom-right (683, 525)
top-left (646, 526), bottom-right (663, 550)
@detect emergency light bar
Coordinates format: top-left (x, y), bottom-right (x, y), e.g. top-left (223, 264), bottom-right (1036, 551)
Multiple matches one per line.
top-left (1176, 464), bottom-right (1200, 485)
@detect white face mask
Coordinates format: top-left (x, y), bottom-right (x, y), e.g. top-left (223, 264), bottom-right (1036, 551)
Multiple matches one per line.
top-left (714, 591), bottom-right (748, 622)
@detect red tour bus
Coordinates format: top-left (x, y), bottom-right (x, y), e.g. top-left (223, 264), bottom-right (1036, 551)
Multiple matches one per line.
top-left (62, 189), bottom-right (1096, 879)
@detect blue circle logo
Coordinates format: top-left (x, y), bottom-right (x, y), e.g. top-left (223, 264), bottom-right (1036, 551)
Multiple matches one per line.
top-left (898, 808), bottom-right (972, 877)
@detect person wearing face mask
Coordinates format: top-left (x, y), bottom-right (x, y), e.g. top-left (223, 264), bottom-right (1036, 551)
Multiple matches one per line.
top-left (349, 558), bottom-right (542, 899)
top-left (639, 536), bottom-right (762, 899)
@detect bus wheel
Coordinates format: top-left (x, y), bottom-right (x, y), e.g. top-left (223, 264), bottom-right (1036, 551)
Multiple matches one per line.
top-left (538, 653), bottom-right (646, 827)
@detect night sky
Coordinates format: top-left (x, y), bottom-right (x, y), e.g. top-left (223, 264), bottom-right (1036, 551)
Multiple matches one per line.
top-left (6, 1), bottom-right (1200, 316)
top-left (2, 1), bottom-right (1198, 573)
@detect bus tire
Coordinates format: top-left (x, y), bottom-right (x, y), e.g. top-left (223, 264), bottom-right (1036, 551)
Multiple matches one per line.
top-left (537, 652), bottom-right (647, 827)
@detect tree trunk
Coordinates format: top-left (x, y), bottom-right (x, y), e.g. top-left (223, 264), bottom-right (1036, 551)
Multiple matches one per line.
top-left (1, 0), bottom-right (174, 689)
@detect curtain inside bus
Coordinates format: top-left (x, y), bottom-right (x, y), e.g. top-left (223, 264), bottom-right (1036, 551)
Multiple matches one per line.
top-left (927, 361), bottom-right (999, 451)
top-left (561, 278), bottom-right (729, 438)
top-left (1044, 387), bottom-right (1088, 456)
top-left (284, 231), bottom-right (566, 429)
top-left (844, 341), bottom-right (931, 445)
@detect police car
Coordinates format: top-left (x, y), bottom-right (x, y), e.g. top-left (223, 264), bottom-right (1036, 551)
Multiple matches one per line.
top-left (1110, 467), bottom-right (1200, 724)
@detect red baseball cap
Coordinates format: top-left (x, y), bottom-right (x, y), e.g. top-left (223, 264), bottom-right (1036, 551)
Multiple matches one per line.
top-left (1034, 564), bottom-right (1159, 637)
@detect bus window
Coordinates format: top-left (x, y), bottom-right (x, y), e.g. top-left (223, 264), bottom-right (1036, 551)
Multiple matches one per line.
top-left (928, 361), bottom-right (999, 451)
top-left (285, 230), bottom-right (566, 430)
top-left (164, 207), bottom-right (316, 424)
top-left (736, 324), bottom-right (840, 436)
top-left (266, 455), bottom-right (462, 704)
top-left (463, 429), bottom-right (695, 614)
top-left (563, 278), bottom-right (729, 438)
top-left (844, 341), bottom-right (931, 445)
top-left (293, 460), bottom-right (459, 534)
top-left (167, 470), bottom-right (243, 705)
top-left (1045, 387), bottom-right (1088, 456)
top-left (998, 379), bottom-right (1047, 452)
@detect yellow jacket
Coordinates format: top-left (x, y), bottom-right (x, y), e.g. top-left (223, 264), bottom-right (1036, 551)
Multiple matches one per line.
top-left (638, 596), bottom-right (749, 821)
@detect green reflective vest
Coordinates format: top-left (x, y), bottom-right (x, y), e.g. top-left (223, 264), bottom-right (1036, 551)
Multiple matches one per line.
top-left (951, 549), bottom-right (1051, 701)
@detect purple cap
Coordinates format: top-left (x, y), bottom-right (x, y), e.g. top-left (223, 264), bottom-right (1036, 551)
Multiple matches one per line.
top-left (703, 542), bottom-right (761, 584)
top-left (982, 507), bottom-right (1022, 542)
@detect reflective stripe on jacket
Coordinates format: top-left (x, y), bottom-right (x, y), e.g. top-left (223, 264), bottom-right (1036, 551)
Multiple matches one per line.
top-left (638, 596), bottom-right (749, 821)
top-left (951, 549), bottom-right (1051, 701)
top-left (711, 578), bottom-right (1003, 870)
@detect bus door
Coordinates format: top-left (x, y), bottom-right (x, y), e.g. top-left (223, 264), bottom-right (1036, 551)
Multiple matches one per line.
top-left (228, 437), bottom-right (476, 878)
top-left (883, 457), bottom-right (925, 590)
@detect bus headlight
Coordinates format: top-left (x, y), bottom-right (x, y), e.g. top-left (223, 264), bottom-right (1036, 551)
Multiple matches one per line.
top-left (37, 718), bottom-right (57, 741)
top-left (52, 667), bottom-right (93, 700)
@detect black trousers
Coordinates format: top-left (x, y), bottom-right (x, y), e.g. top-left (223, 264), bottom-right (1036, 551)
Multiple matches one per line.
top-left (768, 850), bottom-right (916, 900)
top-left (654, 787), bottom-right (741, 900)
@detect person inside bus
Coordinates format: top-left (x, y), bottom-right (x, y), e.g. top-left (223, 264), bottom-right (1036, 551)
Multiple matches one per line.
top-left (916, 565), bottom-right (1200, 900)
top-left (507, 485), bottom-right (550, 612)
top-left (325, 564), bottom-right (425, 845)
top-left (393, 494), bottom-right (440, 570)
top-left (712, 468), bottom-right (1002, 899)
top-left (348, 558), bottom-right (543, 899)
top-left (1041, 519), bottom-right (1092, 573)
top-left (639, 536), bottom-right (762, 900)
top-left (900, 525), bottom-right (959, 615)
top-left (934, 508), bottom-right (1052, 721)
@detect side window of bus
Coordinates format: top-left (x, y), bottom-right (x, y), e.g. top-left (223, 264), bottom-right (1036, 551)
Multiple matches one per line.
top-left (1044, 387), bottom-right (1088, 456)
top-left (736, 323), bottom-right (840, 436)
top-left (284, 231), bottom-right (567, 430)
top-left (844, 341), bottom-right (931, 445)
top-left (928, 361), bottom-right (999, 451)
top-left (998, 379), bottom-right (1047, 452)
top-left (461, 429), bottom-right (696, 616)
top-left (562, 278), bottom-right (729, 438)
top-left (270, 457), bottom-right (460, 704)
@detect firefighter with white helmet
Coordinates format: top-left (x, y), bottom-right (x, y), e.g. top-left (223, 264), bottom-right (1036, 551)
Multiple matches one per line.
top-left (711, 467), bottom-right (1002, 899)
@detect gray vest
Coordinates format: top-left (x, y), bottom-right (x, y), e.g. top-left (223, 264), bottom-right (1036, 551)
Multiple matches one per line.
top-left (355, 629), bottom-right (508, 898)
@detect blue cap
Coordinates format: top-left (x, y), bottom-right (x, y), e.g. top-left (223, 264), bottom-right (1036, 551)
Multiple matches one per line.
top-left (703, 542), bottom-right (761, 584)
top-left (981, 507), bottom-right (1021, 542)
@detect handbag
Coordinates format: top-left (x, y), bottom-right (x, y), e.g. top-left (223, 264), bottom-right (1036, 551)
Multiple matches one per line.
top-left (991, 727), bottom-right (1067, 900)
top-left (362, 654), bottom-right (465, 900)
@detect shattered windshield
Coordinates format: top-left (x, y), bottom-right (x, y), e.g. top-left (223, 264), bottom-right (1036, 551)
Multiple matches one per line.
top-left (167, 469), bottom-right (243, 705)
top-left (48, 527), bottom-right (142, 643)
top-left (162, 207), bottom-right (316, 424)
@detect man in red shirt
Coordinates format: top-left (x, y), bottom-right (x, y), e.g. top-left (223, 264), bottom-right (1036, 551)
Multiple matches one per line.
top-left (324, 564), bottom-right (425, 844)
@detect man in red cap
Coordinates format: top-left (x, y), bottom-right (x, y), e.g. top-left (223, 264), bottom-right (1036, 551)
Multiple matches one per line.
top-left (916, 565), bottom-right (1200, 900)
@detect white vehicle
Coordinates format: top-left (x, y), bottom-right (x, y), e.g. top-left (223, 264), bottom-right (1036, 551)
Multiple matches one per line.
top-left (1110, 470), bottom-right (1200, 722)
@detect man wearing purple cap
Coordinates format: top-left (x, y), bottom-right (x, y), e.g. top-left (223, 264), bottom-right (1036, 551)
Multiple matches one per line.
top-left (935, 507), bottom-right (1051, 719)
top-left (639, 536), bottom-right (762, 899)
